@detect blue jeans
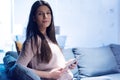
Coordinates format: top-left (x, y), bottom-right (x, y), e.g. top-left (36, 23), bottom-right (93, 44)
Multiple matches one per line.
top-left (3, 51), bottom-right (41, 80)
top-left (8, 63), bottom-right (41, 80)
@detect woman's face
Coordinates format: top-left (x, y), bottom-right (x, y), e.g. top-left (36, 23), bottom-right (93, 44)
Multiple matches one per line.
top-left (35, 5), bottom-right (52, 31)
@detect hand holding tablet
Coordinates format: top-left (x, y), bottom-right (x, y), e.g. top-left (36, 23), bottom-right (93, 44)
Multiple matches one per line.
top-left (64, 55), bottom-right (80, 70)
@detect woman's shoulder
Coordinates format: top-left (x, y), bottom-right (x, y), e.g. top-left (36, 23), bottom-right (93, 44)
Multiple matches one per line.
top-left (26, 35), bottom-right (42, 42)
top-left (23, 35), bottom-right (42, 47)
top-left (23, 35), bottom-right (42, 54)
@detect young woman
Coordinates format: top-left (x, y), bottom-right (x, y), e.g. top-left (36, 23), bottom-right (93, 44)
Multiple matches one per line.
top-left (8, 0), bottom-right (77, 80)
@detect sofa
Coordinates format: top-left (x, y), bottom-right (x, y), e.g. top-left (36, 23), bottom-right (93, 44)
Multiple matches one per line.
top-left (63, 44), bottom-right (120, 80)
top-left (1, 44), bottom-right (120, 80)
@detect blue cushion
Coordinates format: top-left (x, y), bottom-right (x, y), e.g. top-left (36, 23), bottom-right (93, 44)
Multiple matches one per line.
top-left (109, 44), bottom-right (120, 68)
top-left (81, 73), bottom-right (120, 80)
top-left (0, 64), bottom-right (10, 80)
top-left (74, 46), bottom-right (119, 77)
top-left (56, 35), bottom-right (67, 49)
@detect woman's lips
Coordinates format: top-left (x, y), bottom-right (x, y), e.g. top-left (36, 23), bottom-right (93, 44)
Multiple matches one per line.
top-left (43, 20), bottom-right (49, 23)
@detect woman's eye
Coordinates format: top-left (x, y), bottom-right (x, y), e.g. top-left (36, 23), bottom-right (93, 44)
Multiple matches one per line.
top-left (47, 12), bottom-right (51, 15)
top-left (38, 12), bottom-right (43, 15)
top-left (37, 12), bottom-right (51, 16)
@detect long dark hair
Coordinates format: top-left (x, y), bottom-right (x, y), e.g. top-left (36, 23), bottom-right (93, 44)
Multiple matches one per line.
top-left (25, 0), bottom-right (58, 63)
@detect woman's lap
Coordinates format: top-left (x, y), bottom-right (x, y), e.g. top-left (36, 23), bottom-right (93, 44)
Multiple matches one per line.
top-left (3, 51), bottom-right (41, 80)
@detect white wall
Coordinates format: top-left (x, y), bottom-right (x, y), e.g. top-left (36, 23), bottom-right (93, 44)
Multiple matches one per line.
top-left (53, 0), bottom-right (120, 48)
top-left (118, 0), bottom-right (120, 43)
top-left (0, 0), bottom-right (13, 51)
top-left (14, 0), bottom-right (120, 48)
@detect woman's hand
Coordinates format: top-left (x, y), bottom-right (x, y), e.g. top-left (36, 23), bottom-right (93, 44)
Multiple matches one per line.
top-left (65, 59), bottom-right (77, 70)
top-left (48, 68), bottom-right (65, 79)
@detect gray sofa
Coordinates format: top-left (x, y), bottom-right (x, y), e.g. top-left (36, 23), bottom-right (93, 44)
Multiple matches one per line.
top-left (62, 44), bottom-right (120, 80)
top-left (2, 44), bottom-right (120, 80)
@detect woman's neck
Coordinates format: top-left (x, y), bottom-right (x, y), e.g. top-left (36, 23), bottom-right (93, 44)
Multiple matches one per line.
top-left (39, 28), bottom-right (47, 36)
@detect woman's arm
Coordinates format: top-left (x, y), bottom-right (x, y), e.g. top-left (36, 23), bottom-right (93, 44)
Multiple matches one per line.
top-left (15, 36), bottom-right (65, 79)
top-left (16, 38), bottom-right (35, 66)
top-left (33, 67), bottom-right (64, 79)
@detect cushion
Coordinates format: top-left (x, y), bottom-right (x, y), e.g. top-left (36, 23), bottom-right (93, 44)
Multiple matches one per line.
top-left (15, 41), bottom-right (23, 55)
top-left (0, 64), bottom-right (10, 80)
top-left (62, 48), bottom-right (79, 78)
top-left (73, 46), bottom-right (119, 77)
top-left (56, 35), bottom-right (67, 49)
top-left (81, 76), bottom-right (111, 80)
top-left (109, 44), bottom-right (120, 71)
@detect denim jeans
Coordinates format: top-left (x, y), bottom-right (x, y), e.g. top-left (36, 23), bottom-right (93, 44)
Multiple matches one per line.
top-left (3, 51), bottom-right (41, 80)
top-left (8, 64), bottom-right (41, 80)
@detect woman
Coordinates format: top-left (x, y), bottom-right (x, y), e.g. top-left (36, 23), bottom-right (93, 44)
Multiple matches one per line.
top-left (9, 0), bottom-right (76, 80)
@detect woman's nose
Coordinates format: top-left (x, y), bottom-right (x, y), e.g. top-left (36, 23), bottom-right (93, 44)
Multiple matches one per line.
top-left (43, 13), bottom-right (48, 18)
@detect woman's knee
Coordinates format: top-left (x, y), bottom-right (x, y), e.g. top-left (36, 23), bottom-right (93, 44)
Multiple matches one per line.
top-left (5, 51), bottom-right (18, 59)
top-left (3, 55), bottom-right (16, 71)
top-left (8, 64), bottom-right (41, 80)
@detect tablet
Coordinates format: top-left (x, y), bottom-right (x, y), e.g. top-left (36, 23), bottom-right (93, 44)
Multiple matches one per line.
top-left (64, 55), bottom-right (80, 70)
